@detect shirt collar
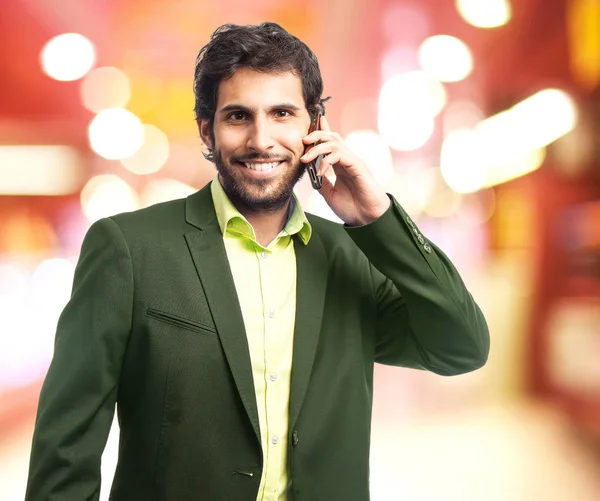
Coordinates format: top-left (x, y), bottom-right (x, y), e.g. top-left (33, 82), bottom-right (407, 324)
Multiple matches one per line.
top-left (210, 176), bottom-right (312, 245)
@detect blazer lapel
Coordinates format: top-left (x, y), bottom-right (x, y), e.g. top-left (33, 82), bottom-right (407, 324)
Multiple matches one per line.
top-left (289, 230), bottom-right (328, 433)
top-left (184, 185), bottom-right (261, 446)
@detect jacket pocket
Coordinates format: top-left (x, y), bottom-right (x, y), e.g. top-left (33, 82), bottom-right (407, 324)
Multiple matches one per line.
top-left (146, 308), bottom-right (217, 335)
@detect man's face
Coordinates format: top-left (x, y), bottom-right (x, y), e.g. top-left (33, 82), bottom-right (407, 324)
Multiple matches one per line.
top-left (198, 67), bottom-right (311, 212)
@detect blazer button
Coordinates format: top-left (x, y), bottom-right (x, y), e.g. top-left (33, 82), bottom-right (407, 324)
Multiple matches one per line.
top-left (292, 430), bottom-right (299, 447)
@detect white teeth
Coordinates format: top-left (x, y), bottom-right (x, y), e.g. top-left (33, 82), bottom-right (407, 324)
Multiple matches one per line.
top-left (243, 162), bottom-right (280, 171)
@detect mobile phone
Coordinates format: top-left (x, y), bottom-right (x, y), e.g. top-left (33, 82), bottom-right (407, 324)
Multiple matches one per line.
top-left (304, 111), bottom-right (324, 190)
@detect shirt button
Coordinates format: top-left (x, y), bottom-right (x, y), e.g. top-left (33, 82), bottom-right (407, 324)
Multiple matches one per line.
top-left (261, 250), bottom-right (268, 259)
top-left (268, 309), bottom-right (276, 318)
top-left (269, 373), bottom-right (278, 382)
top-left (272, 436), bottom-right (279, 445)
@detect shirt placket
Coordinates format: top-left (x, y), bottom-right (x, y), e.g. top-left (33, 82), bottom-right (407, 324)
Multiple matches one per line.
top-left (259, 243), bottom-right (286, 501)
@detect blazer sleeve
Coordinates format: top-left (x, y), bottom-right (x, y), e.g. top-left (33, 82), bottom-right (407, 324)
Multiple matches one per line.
top-left (345, 196), bottom-right (490, 376)
top-left (25, 217), bottom-right (133, 501)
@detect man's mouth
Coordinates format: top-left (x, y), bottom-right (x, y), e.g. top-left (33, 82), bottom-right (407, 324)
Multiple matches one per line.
top-left (239, 161), bottom-right (283, 172)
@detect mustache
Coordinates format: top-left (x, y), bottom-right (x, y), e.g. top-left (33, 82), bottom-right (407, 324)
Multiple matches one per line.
top-left (232, 153), bottom-right (292, 163)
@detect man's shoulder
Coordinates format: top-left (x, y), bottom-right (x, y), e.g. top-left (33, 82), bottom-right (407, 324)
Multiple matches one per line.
top-left (305, 212), bottom-right (354, 249)
top-left (105, 191), bottom-right (210, 246)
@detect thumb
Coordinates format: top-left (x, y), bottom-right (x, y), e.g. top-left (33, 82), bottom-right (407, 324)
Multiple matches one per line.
top-left (318, 174), bottom-right (335, 202)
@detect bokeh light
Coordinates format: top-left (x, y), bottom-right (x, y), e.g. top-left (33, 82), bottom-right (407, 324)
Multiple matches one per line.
top-left (40, 33), bottom-right (96, 82)
top-left (418, 35), bottom-right (474, 82)
top-left (441, 129), bottom-right (487, 193)
top-left (381, 47), bottom-right (420, 81)
top-left (456, 0), bottom-right (512, 29)
top-left (88, 108), bottom-right (144, 160)
top-left (344, 130), bottom-right (394, 185)
top-left (442, 100), bottom-right (485, 136)
top-left (81, 174), bottom-right (140, 222)
top-left (140, 178), bottom-right (196, 208)
top-left (378, 71), bottom-right (446, 151)
top-left (380, 71), bottom-right (447, 117)
top-left (120, 124), bottom-right (170, 175)
top-left (387, 162), bottom-right (438, 219)
top-left (80, 67), bottom-right (131, 113)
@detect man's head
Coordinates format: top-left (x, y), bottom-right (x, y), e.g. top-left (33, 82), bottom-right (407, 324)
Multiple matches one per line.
top-left (193, 22), bottom-right (328, 213)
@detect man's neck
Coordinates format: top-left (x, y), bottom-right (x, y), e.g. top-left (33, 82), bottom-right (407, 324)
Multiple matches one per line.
top-left (242, 202), bottom-right (291, 247)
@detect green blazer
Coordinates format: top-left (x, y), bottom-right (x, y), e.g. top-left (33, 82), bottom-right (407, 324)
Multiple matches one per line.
top-left (25, 183), bottom-right (489, 501)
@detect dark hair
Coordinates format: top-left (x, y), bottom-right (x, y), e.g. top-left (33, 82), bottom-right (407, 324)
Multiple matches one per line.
top-left (193, 22), bottom-right (330, 161)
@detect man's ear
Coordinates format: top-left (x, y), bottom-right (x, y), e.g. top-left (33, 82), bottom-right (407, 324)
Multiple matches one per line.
top-left (197, 119), bottom-right (213, 149)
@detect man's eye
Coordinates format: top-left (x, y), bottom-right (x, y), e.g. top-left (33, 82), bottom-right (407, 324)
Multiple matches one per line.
top-left (275, 110), bottom-right (291, 118)
top-left (229, 112), bottom-right (246, 121)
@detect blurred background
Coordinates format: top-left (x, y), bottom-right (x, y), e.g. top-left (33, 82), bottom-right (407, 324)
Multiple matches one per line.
top-left (1, 0), bottom-right (600, 499)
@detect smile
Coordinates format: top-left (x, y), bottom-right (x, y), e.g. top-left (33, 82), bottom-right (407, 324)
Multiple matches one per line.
top-left (242, 161), bottom-right (282, 172)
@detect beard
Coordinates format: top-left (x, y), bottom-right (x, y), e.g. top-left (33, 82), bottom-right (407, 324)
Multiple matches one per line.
top-left (214, 149), bottom-right (306, 213)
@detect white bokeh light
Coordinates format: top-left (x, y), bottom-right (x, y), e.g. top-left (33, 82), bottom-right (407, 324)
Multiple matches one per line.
top-left (378, 71), bottom-right (446, 151)
top-left (120, 124), bottom-right (170, 175)
top-left (41, 33), bottom-right (96, 82)
top-left (456, 0), bottom-right (512, 29)
top-left (378, 112), bottom-right (435, 152)
top-left (440, 129), bottom-right (487, 193)
top-left (418, 35), bottom-right (474, 82)
top-left (89, 108), bottom-right (144, 160)
top-left (80, 66), bottom-right (131, 113)
top-left (380, 71), bottom-right (447, 117)
top-left (344, 130), bottom-right (394, 185)
top-left (81, 174), bottom-right (140, 222)
top-left (140, 178), bottom-right (197, 208)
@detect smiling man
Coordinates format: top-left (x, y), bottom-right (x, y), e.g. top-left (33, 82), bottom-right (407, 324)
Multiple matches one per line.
top-left (25, 22), bottom-right (490, 501)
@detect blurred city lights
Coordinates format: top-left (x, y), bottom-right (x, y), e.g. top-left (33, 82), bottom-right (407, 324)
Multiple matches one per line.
top-left (120, 124), bottom-right (170, 175)
top-left (0, 146), bottom-right (82, 195)
top-left (40, 33), bottom-right (96, 82)
top-left (88, 108), bottom-right (144, 160)
top-left (506, 89), bottom-right (578, 148)
top-left (378, 71), bottom-right (446, 151)
top-left (344, 130), bottom-right (394, 185)
top-left (441, 129), bottom-right (487, 193)
top-left (418, 35), bottom-right (474, 82)
top-left (442, 89), bottom-right (577, 191)
top-left (0, 264), bottom-right (29, 308)
top-left (456, 189), bottom-right (497, 225)
top-left (80, 67), bottom-right (131, 113)
top-left (424, 168), bottom-right (463, 218)
top-left (81, 174), bottom-right (140, 222)
top-left (382, 3), bottom-right (430, 45)
top-left (442, 100), bottom-right (485, 136)
top-left (484, 148), bottom-right (547, 187)
top-left (30, 258), bottom-right (76, 314)
top-left (140, 178), bottom-right (196, 208)
top-left (380, 71), bottom-right (447, 117)
top-left (378, 112), bottom-right (435, 152)
top-left (456, 0), bottom-right (512, 29)
top-left (381, 46), bottom-right (420, 81)
top-left (387, 163), bottom-right (438, 219)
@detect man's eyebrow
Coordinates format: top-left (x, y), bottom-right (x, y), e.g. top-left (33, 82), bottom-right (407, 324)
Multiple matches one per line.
top-left (218, 103), bottom-right (302, 115)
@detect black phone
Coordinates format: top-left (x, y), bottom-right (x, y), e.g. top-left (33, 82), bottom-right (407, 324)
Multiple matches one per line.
top-left (304, 111), bottom-right (324, 190)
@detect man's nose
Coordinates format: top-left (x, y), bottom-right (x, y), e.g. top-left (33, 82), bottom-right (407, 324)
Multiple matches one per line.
top-left (246, 118), bottom-right (275, 153)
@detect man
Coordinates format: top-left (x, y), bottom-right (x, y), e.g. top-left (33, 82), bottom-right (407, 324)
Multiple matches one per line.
top-left (25, 22), bottom-right (489, 501)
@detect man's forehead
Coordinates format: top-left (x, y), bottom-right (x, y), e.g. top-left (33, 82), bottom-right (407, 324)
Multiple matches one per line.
top-left (217, 68), bottom-right (305, 109)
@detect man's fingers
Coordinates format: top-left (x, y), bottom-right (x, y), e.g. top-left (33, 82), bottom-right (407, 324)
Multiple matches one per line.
top-left (320, 114), bottom-right (333, 132)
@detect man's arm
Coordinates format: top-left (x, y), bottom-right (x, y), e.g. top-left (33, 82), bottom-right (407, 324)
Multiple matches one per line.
top-left (25, 217), bottom-right (133, 501)
top-left (346, 198), bottom-right (489, 375)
